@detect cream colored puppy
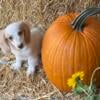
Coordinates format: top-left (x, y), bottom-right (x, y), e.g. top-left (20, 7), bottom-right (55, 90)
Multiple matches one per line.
top-left (1, 21), bottom-right (43, 76)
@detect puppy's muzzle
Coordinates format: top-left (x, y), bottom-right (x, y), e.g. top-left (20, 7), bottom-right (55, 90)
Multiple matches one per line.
top-left (18, 43), bottom-right (23, 49)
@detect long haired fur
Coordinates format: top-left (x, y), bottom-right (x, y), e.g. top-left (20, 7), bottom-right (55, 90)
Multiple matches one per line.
top-left (20, 22), bottom-right (31, 44)
top-left (0, 30), bottom-right (10, 54)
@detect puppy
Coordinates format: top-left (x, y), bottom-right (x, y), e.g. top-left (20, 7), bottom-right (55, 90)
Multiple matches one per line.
top-left (2, 21), bottom-right (43, 76)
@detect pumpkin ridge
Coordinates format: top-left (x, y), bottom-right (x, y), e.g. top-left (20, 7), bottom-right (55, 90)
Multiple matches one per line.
top-left (42, 25), bottom-right (74, 88)
top-left (82, 30), bottom-right (97, 63)
top-left (74, 33), bottom-right (81, 71)
top-left (83, 35), bottom-right (91, 83)
top-left (65, 31), bottom-right (77, 90)
top-left (46, 40), bottom-right (59, 81)
top-left (83, 24), bottom-right (100, 47)
top-left (52, 30), bottom-right (73, 90)
top-left (52, 25), bottom-right (77, 90)
top-left (73, 32), bottom-right (79, 73)
top-left (84, 29), bottom-right (100, 65)
top-left (61, 29), bottom-right (80, 90)
top-left (82, 34), bottom-right (97, 83)
top-left (61, 32), bottom-right (76, 90)
top-left (44, 29), bottom-right (71, 89)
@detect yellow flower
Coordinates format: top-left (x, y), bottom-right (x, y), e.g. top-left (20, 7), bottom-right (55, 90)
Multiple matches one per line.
top-left (72, 71), bottom-right (84, 81)
top-left (67, 71), bottom-right (84, 89)
top-left (67, 78), bottom-right (76, 89)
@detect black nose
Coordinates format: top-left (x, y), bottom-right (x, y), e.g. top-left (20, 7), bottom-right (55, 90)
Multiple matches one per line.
top-left (18, 43), bottom-right (23, 49)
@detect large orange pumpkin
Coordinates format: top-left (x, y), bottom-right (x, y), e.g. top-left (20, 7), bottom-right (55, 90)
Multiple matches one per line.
top-left (42, 8), bottom-right (100, 91)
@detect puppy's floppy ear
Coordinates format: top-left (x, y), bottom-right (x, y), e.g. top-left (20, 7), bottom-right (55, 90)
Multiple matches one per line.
top-left (21, 21), bottom-right (31, 44)
top-left (0, 30), bottom-right (10, 54)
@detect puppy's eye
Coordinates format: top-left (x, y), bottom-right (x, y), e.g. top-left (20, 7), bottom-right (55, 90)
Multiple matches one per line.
top-left (18, 31), bottom-right (22, 36)
top-left (9, 36), bottom-right (13, 40)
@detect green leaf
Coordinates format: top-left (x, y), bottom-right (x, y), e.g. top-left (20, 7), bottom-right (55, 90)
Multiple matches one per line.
top-left (73, 89), bottom-right (79, 96)
top-left (91, 85), bottom-right (96, 93)
top-left (94, 95), bottom-right (100, 100)
top-left (87, 85), bottom-right (96, 95)
top-left (82, 84), bottom-right (96, 96)
top-left (73, 86), bottom-right (84, 95)
top-left (83, 96), bottom-right (95, 100)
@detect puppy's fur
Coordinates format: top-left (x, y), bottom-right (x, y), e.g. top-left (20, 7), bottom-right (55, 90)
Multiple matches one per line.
top-left (0, 21), bottom-right (43, 76)
top-left (0, 30), bottom-right (10, 54)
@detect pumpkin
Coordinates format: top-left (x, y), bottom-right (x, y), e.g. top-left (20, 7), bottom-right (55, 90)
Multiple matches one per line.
top-left (42, 8), bottom-right (100, 91)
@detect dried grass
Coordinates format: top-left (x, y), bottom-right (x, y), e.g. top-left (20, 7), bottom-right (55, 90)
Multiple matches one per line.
top-left (0, 0), bottom-right (100, 100)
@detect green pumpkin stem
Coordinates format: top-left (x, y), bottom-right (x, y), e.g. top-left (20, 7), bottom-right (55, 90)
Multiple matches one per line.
top-left (72, 8), bottom-right (96, 26)
top-left (72, 8), bottom-right (100, 32)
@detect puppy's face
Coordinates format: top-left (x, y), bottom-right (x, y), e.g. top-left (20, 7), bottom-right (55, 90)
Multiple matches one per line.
top-left (5, 21), bottom-right (30, 50)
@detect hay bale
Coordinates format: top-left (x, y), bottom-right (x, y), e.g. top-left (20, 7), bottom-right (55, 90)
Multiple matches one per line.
top-left (0, 0), bottom-right (100, 99)
top-left (0, 0), bottom-right (100, 29)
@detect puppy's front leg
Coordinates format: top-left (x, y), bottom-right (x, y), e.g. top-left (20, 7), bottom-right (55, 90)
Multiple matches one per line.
top-left (11, 56), bottom-right (22, 70)
top-left (27, 56), bottom-right (38, 76)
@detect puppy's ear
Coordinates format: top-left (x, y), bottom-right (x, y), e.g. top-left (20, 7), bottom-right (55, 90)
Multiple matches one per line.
top-left (0, 30), bottom-right (10, 54)
top-left (21, 22), bottom-right (31, 44)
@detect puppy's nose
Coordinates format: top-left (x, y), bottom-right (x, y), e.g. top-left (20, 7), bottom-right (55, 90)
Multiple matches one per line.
top-left (18, 43), bottom-right (23, 49)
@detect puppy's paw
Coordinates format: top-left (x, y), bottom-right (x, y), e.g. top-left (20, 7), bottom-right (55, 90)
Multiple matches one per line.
top-left (26, 66), bottom-right (35, 77)
top-left (11, 63), bottom-right (21, 71)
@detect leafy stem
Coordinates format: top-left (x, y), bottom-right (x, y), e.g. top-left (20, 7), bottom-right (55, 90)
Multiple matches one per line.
top-left (79, 86), bottom-right (90, 96)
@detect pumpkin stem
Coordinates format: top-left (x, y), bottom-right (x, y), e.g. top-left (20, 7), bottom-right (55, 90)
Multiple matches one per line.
top-left (72, 8), bottom-right (100, 32)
